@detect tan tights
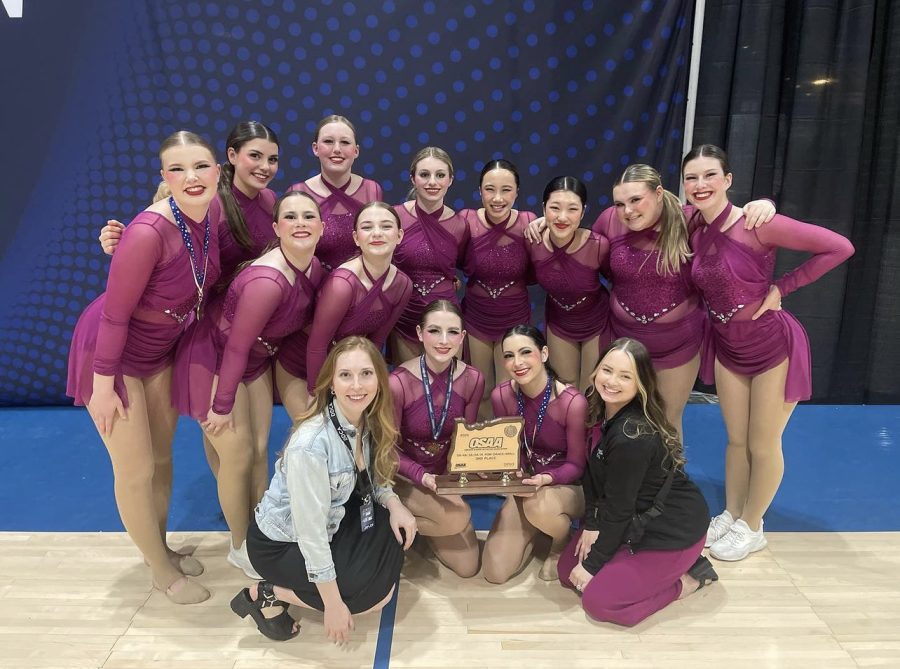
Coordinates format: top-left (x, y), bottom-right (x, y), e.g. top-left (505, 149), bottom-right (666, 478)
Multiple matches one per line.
top-left (390, 334), bottom-right (423, 371)
top-left (715, 358), bottom-right (796, 531)
top-left (467, 334), bottom-right (509, 420)
top-left (396, 481), bottom-right (479, 577)
top-left (275, 361), bottom-right (310, 424)
top-left (656, 353), bottom-right (701, 441)
top-left (546, 327), bottom-right (600, 393)
top-left (89, 369), bottom-right (182, 589)
top-left (205, 372), bottom-right (274, 549)
top-left (481, 485), bottom-right (584, 584)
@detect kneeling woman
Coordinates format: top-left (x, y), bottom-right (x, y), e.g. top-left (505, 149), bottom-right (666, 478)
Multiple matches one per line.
top-left (559, 338), bottom-right (716, 627)
top-left (483, 325), bottom-right (588, 583)
top-left (390, 300), bottom-right (484, 577)
top-left (231, 337), bottom-right (417, 643)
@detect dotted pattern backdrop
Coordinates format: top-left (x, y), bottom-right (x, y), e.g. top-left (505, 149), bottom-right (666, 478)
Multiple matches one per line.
top-left (0, 0), bottom-right (694, 405)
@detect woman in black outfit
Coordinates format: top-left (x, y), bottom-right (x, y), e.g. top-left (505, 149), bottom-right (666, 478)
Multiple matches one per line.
top-left (558, 337), bottom-right (718, 626)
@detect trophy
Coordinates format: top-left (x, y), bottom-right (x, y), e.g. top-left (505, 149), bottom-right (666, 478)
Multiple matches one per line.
top-left (434, 416), bottom-right (534, 495)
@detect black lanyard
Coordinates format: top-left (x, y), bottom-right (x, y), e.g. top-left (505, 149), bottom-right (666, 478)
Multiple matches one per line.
top-left (326, 400), bottom-right (374, 500)
top-left (420, 355), bottom-right (456, 441)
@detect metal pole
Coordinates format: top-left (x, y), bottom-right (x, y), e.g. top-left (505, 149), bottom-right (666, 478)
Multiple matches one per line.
top-left (681, 0), bottom-right (706, 198)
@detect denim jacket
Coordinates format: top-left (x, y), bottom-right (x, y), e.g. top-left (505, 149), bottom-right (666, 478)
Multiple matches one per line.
top-left (255, 404), bottom-right (398, 582)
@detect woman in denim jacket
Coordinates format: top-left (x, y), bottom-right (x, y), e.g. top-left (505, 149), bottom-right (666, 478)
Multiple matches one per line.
top-left (230, 336), bottom-right (417, 643)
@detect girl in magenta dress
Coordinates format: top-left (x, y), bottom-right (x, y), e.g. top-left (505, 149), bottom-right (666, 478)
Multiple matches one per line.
top-left (171, 191), bottom-right (325, 579)
top-left (683, 145), bottom-right (854, 561)
top-left (460, 159), bottom-right (537, 418)
top-left (482, 325), bottom-right (588, 584)
top-left (389, 300), bottom-right (484, 577)
top-left (528, 177), bottom-right (610, 394)
top-left (559, 338), bottom-right (715, 626)
top-left (390, 147), bottom-right (470, 363)
top-left (277, 115), bottom-right (383, 416)
top-left (306, 202), bottom-right (412, 394)
top-left (100, 121), bottom-right (280, 291)
top-left (288, 115), bottom-right (384, 272)
top-left (591, 164), bottom-right (776, 438)
top-left (66, 131), bottom-right (221, 605)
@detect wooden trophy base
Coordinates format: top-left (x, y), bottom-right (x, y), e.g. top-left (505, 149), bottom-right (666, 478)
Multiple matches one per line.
top-left (434, 472), bottom-right (535, 496)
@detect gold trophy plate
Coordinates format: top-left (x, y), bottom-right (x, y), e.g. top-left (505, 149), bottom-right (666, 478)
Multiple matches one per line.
top-left (434, 416), bottom-right (534, 495)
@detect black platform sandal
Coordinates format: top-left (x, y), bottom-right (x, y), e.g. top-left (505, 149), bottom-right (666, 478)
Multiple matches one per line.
top-left (687, 555), bottom-right (719, 588)
top-left (230, 581), bottom-right (300, 641)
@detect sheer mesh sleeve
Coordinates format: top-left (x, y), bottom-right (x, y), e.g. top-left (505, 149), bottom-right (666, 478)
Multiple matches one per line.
top-left (93, 222), bottom-right (164, 376)
top-left (211, 274), bottom-right (284, 414)
top-left (306, 273), bottom-right (357, 393)
top-left (754, 214), bottom-right (854, 297)
top-left (543, 389), bottom-right (588, 485)
top-left (389, 371), bottom-right (425, 484)
top-left (463, 366), bottom-right (485, 424)
top-left (370, 273), bottom-right (412, 349)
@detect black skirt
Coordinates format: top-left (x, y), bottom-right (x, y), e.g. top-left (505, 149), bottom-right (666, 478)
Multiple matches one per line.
top-left (247, 493), bottom-right (405, 614)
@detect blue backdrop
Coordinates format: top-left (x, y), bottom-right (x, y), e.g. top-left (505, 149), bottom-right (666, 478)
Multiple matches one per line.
top-left (0, 0), bottom-right (694, 405)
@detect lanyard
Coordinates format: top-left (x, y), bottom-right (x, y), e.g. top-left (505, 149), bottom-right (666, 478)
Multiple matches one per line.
top-left (516, 375), bottom-right (553, 468)
top-left (420, 355), bottom-right (456, 441)
top-left (168, 196), bottom-right (210, 319)
top-left (326, 400), bottom-right (374, 499)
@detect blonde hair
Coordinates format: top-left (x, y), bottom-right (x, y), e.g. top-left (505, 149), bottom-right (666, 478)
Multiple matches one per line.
top-left (314, 114), bottom-right (358, 143)
top-left (152, 181), bottom-right (171, 203)
top-left (406, 146), bottom-right (454, 200)
top-left (296, 336), bottom-right (398, 486)
top-left (156, 130), bottom-right (216, 207)
top-left (613, 164), bottom-right (691, 276)
top-left (586, 337), bottom-right (685, 469)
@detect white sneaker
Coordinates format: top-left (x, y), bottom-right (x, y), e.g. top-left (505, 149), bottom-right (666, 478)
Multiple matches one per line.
top-left (227, 541), bottom-right (262, 580)
top-left (705, 509), bottom-right (735, 547)
top-left (709, 519), bottom-right (767, 561)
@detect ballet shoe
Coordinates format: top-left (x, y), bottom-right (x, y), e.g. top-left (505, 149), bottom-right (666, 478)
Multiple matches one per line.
top-left (145, 552), bottom-right (205, 577)
top-left (154, 575), bottom-right (210, 605)
top-left (538, 552), bottom-right (561, 581)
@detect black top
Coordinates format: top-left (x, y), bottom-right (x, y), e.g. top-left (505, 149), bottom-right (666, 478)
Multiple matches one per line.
top-left (582, 399), bottom-right (709, 574)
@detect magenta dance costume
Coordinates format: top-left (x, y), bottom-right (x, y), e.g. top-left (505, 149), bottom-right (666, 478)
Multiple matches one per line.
top-left (490, 381), bottom-right (588, 485)
top-left (690, 203), bottom-right (854, 402)
top-left (593, 207), bottom-right (706, 369)
top-left (290, 178), bottom-right (383, 272)
top-left (67, 208), bottom-right (220, 407)
top-left (460, 208), bottom-right (536, 341)
top-left (216, 185), bottom-right (278, 285)
top-left (529, 232), bottom-right (611, 344)
top-left (305, 266), bottom-right (413, 392)
top-left (391, 203), bottom-right (469, 343)
top-left (171, 255), bottom-right (323, 420)
top-left (389, 361), bottom-right (484, 486)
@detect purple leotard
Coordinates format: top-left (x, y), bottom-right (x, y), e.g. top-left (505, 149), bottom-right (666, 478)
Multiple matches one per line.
top-left (528, 231), bottom-right (611, 343)
top-left (490, 381), bottom-right (587, 485)
top-left (690, 204), bottom-right (854, 402)
top-left (67, 210), bottom-right (221, 407)
top-left (290, 177), bottom-right (383, 272)
top-left (171, 259), bottom-right (322, 419)
top-left (460, 208), bottom-right (536, 341)
top-left (593, 206), bottom-right (706, 369)
top-left (391, 203), bottom-right (469, 343)
top-left (390, 363), bottom-right (484, 486)
top-left (265, 258), bottom-right (326, 381)
top-left (216, 186), bottom-right (278, 286)
top-left (306, 265), bottom-right (413, 392)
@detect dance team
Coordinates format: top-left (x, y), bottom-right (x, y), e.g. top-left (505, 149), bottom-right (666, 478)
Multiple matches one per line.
top-left (68, 116), bottom-right (853, 640)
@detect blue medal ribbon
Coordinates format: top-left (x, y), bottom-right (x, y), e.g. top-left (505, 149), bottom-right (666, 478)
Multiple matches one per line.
top-left (168, 196), bottom-right (210, 319)
top-left (516, 375), bottom-right (553, 473)
top-left (420, 355), bottom-right (456, 442)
